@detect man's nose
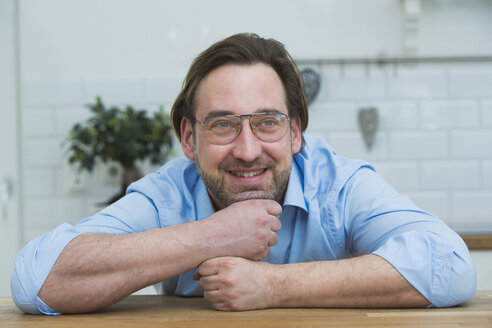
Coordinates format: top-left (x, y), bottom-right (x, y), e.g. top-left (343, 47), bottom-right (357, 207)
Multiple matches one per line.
top-left (231, 119), bottom-right (262, 162)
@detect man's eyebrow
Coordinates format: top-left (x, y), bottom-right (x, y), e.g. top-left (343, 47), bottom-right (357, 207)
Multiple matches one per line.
top-left (203, 108), bottom-right (284, 120)
top-left (255, 108), bottom-right (283, 114)
top-left (204, 110), bottom-right (235, 119)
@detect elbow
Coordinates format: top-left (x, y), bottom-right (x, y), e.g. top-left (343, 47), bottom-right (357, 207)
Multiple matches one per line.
top-left (10, 239), bottom-right (63, 315)
top-left (11, 258), bottom-right (41, 314)
top-left (11, 258), bottom-right (62, 315)
top-left (430, 250), bottom-right (477, 308)
top-left (448, 251), bottom-right (477, 305)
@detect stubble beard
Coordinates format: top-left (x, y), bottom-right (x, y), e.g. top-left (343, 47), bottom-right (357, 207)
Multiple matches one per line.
top-left (193, 147), bottom-right (292, 209)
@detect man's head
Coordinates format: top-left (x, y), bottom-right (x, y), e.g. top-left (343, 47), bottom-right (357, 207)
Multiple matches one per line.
top-left (171, 33), bottom-right (308, 141)
top-left (171, 33), bottom-right (309, 209)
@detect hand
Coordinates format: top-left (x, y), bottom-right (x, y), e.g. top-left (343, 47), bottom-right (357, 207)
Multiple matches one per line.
top-left (208, 199), bottom-right (282, 260)
top-left (193, 256), bottom-right (275, 311)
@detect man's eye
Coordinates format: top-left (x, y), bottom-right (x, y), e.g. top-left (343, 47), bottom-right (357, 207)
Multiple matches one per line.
top-left (258, 119), bottom-right (278, 128)
top-left (210, 120), bottom-right (234, 129)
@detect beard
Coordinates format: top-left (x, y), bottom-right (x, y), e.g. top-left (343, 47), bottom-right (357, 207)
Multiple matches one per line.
top-left (193, 149), bottom-right (292, 209)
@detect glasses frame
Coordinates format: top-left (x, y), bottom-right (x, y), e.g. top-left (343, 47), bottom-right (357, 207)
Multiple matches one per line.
top-left (195, 112), bottom-right (291, 145)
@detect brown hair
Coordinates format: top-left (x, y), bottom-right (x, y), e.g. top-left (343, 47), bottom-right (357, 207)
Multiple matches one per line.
top-left (171, 33), bottom-right (308, 141)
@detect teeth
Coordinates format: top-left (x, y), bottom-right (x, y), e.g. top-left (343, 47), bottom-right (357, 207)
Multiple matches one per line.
top-left (231, 169), bottom-right (264, 177)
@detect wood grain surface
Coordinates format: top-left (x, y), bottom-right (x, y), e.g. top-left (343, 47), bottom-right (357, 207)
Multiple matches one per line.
top-left (461, 234), bottom-right (492, 250)
top-left (1, 291), bottom-right (491, 327)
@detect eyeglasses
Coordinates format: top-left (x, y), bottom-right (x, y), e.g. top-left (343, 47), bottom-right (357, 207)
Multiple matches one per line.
top-left (195, 112), bottom-right (290, 145)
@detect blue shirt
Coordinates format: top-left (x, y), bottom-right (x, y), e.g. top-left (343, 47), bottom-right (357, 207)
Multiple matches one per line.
top-left (11, 134), bottom-right (476, 314)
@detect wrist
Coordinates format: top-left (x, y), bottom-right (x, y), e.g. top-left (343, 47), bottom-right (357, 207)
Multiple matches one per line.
top-left (260, 262), bottom-right (287, 308)
top-left (199, 211), bottom-right (238, 259)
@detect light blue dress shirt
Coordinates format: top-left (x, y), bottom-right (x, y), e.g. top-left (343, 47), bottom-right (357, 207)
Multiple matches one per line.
top-left (11, 135), bottom-right (476, 314)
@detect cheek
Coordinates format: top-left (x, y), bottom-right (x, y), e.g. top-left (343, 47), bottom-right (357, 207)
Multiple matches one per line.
top-left (265, 143), bottom-right (293, 167)
top-left (195, 143), bottom-right (229, 171)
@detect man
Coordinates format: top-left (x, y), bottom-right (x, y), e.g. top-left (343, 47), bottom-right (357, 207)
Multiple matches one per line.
top-left (11, 33), bottom-right (476, 314)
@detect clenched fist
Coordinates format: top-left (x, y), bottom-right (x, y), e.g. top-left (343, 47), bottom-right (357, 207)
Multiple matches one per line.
top-left (207, 199), bottom-right (282, 260)
top-left (193, 257), bottom-right (277, 311)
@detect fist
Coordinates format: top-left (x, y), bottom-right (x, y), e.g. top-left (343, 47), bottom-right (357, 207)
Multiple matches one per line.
top-left (193, 257), bottom-right (275, 311)
top-left (209, 199), bottom-right (282, 260)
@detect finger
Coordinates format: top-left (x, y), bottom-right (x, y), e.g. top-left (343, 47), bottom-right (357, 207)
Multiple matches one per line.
top-left (270, 215), bottom-right (281, 232)
top-left (268, 231), bottom-right (278, 246)
top-left (203, 290), bottom-right (224, 304)
top-left (211, 301), bottom-right (238, 311)
top-left (265, 200), bottom-right (282, 217)
top-left (254, 245), bottom-right (270, 260)
top-left (210, 301), bottom-right (229, 311)
top-left (197, 258), bottom-right (221, 277)
top-left (199, 276), bottom-right (221, 291)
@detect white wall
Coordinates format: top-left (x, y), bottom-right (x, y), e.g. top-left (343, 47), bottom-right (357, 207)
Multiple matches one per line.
top-left (16, 0), bottom-right (492, 288)
top-left (20, 0), bottom-right (404, 80)
top-left (305, 60), bottom-right (492, 233)
top-left (19, 0), bottom-right (492, 82)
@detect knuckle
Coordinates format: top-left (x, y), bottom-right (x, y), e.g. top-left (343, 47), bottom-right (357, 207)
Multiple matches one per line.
top-left (255, 245), bottom-right (265, 255)
top-left (218, 258), bottom-right (234, 269)
top-left (256, 246), bottom-right (269, 258)
top-left (223, 277), bottom-right (236, 288)
top-left (224, 291), bottom-right (238, 301)
top-left (254, 215), bottom-right (267, 226)
top-left (257, 230), bottom-right (268, 241)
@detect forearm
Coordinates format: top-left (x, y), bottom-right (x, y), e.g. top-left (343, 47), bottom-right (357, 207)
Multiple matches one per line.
top-left (269, 254), bottom-right (430, 308)
top-left (38, 220), bottom-right (218, 313)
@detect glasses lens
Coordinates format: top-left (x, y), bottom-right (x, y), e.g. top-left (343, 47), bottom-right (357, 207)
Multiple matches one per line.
top-left (251, 113), bottom-right (289, 142)
top-left (200, 113), bottom-right (289, 145)
top-left (203, 116), bottom-right (241, 145)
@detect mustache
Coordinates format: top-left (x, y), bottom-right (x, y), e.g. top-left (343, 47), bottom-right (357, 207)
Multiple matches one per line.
top-left (219, 158), bottom-right (275, 171)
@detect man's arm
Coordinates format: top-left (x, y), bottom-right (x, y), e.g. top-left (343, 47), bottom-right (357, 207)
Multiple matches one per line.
top-left (195, 167), bottom-right (476, 310)
top-left (17, 199), bottom-right (281, 314)
top-left (38, 222), bottom-right (216, 313)
top-left (195, 254), bottom-right (428, 311)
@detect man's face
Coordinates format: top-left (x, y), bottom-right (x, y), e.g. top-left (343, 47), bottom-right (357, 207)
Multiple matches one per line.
top-left (181, 63), bottom-right (302, 210)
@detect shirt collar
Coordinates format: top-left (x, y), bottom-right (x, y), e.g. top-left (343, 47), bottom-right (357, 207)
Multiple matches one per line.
top-left (282, 160), bottom-right (308, 212)
top-left (194, 178), bottom-right (215, 220)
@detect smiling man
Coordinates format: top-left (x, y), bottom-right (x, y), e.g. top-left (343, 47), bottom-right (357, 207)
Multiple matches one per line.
top-left (12, 33), bottom-right (476, 314)
top-left (184, 63), bottom-right (300, 209)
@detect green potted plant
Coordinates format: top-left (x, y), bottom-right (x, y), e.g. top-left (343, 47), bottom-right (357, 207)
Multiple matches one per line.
top-left (65, 96), bottom-right (174, 205)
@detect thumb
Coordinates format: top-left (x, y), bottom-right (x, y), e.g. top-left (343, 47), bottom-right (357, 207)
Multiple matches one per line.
top-left (192, 271), bottom-right (201, 281)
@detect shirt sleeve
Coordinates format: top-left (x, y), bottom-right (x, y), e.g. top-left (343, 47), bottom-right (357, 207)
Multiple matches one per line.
top-left (341, 167), bottom-right (476, 307)
top-left (10, 192), bottom-right (159, 315)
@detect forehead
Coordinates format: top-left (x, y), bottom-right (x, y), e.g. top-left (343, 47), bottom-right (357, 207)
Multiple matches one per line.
top-left (194, 63), bottom-right (287, 119)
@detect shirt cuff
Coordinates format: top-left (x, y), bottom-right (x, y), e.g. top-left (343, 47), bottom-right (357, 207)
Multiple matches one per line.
top-left (372, 230), bottom-right (474, 307)
top-left (11, 223), bottom-right (81, 314)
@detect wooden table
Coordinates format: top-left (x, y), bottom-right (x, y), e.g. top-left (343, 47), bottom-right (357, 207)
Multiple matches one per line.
top-left (1, 291), bottom-right (492, 327)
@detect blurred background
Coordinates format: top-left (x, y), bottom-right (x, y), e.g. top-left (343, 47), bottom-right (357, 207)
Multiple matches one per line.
top-left (1, 0), bottom-right (491, 296)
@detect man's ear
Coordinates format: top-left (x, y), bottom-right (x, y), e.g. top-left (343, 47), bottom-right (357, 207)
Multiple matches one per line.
top-left (180, 118), bottom-right (195, 160)
top-left (291, 116), bottom-right (302, 154)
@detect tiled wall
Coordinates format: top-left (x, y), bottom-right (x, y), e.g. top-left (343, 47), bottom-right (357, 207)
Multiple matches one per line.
top-left (305, 62), bottom-right (492, 233)
top-left (21, 77), bottom-right (183, 241)
top-left (21, 62), bottom-right (492, 242)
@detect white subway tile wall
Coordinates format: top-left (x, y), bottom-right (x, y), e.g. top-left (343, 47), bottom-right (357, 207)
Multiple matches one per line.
top-left (483, 101), bottom-right (492, 127)
top-left (21, 64), bottom-right (492, 242)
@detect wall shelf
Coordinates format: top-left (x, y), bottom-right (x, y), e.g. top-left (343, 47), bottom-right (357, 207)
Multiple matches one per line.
top-left (460, 234), bottom-right (492, 250)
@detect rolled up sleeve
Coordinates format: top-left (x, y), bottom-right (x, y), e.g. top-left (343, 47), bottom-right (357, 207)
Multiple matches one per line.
top-left (10, 191), bottom-right (160, 314)
top-left (11, 223), bottom-right (80, 314)
top-left (373, 230), bottom-right (476, 307)
top-left (344, 168), bottom-right (476, 307)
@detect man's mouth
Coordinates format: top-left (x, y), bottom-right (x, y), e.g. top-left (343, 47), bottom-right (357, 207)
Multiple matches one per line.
top-left (229, 169), bottom-right (266, 178)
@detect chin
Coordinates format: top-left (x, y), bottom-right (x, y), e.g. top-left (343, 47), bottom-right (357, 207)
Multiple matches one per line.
top-left (232, 191), bottom-right (274, 202)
